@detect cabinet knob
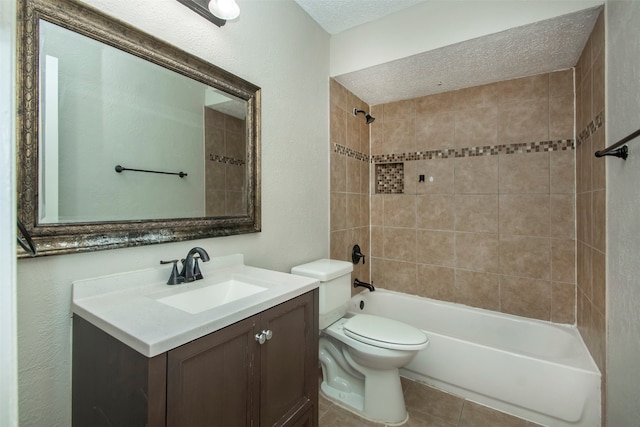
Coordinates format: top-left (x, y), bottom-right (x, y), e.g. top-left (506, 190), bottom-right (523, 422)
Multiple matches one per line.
top-left (255, 330), bottom-right (273, 345)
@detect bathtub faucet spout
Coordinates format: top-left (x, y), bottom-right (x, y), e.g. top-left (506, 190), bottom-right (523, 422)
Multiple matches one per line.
top-left (354, 278), bottom-right (375, 292)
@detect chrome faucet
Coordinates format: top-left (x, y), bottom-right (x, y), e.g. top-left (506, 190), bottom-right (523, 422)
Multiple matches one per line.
top-left (160, 247), bottom-right (211, 285)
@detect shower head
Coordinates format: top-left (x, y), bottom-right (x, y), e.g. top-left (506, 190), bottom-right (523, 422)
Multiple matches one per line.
top-left (353, 108), bottom-right (375, 124)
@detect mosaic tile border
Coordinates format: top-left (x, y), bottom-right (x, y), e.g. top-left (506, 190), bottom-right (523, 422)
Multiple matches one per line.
top-left (372, 140), bottom-right (574, 163)
top-left (209, 154), bottom-right (245, 166)
top-left (334, 139), bottom-right (574, 165)
top-left (333, 143), bottom-right (370, 162)
top-left (576, 112), bottom-right (604, 146)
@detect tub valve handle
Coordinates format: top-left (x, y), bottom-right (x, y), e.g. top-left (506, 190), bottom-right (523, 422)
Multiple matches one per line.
top-left (352, 244), bottom-right (366, 265)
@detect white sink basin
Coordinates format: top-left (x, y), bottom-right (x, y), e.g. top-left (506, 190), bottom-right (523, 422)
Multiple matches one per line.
top-left (157, 279), bottom-right (268, 314)
top-left (71, 254), bottom-right (319, 357)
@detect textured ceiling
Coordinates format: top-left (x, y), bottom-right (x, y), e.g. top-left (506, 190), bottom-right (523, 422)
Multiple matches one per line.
top-left (294, 0), bottom-right (601, 106)
top-left (336, 7), bottom-right (601, 105)
top-left (294, 0), bottom-right (427, 34)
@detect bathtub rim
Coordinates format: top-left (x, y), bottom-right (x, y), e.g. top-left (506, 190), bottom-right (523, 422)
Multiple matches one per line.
top-left (347, 288), bottom-right (602, 426)
top-left (347, 288), bottom-right (600, 374)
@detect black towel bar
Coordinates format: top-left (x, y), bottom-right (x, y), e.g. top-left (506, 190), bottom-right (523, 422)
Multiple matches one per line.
top-left (114, 165), bottom-right (187, 178)
top-left (594, 127), bottom-right (640, 160)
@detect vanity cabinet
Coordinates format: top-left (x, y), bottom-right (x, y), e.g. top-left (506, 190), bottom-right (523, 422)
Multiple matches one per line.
top-left (72, 290), bottom-right (318, 427)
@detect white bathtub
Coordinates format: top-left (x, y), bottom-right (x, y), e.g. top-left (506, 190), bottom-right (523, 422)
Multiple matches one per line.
top-left (347, 289), bottom-right (601, 427)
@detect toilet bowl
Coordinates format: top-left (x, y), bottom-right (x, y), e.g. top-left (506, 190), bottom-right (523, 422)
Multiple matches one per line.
top-left (291, 259), bottom-right (429, 424)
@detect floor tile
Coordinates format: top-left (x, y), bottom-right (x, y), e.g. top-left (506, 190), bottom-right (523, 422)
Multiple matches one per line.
top-left (404, 382), bottom-right (464, 425)
top-left (404, 410), bottom-right (457, 427)
top-left (318, 378), bottom-right (536, 427)
top-left (319, 404), bottom-right (381, 427)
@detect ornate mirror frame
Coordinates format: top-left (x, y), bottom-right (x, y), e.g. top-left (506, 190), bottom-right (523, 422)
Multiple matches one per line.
top-left (16, 0), bottom-right (261, 258)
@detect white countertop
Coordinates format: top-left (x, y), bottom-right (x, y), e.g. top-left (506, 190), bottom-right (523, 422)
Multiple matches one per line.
top-left (72, 254), bottom-right (319, 357)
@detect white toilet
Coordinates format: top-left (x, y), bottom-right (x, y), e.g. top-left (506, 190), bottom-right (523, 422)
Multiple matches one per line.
top-left (291, 259), bottom-right (429, 425)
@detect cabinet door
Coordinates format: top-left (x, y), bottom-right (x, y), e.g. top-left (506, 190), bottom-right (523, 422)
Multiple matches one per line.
top-left (259, 290), bottom-right (318, 427)
top-left (72, 316), bottom-right (166, 427)
top-left (166, 316), bottom-right (259, 427)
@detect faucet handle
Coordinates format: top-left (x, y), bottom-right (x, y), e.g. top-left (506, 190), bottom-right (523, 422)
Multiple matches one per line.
top-left (160, 259), bottom-right (184, 285)
top-left (352, 244), bottom-right (366, 265)
top-left (192, 256), bottom-right (203, 280)
top-left (178, 258), bottom-right (187, 279)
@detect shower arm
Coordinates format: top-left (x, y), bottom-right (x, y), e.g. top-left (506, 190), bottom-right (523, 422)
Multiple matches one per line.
top-left (353, 108), bottom-right (375, 124)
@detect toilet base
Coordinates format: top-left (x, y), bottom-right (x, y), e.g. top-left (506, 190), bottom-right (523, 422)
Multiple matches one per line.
top-left (319, 336), bottom-right (409, 424)
top-left (320, 379), bottom-right (409, 426)
top-left (320, 380), bottom-right (364, 417)
top-left (318, 313), bottom-right (427, 426)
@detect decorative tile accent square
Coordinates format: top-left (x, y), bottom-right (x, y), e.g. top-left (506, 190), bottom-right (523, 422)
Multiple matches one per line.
top-left (376, 163), bottom-right (404, 194)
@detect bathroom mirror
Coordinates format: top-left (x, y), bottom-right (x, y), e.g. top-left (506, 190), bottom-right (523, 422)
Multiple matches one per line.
top-left (16, 0), bottom-right (261, 257)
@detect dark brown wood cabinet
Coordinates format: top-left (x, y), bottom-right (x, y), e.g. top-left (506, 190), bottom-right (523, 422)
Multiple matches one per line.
top-left (73, 290), bottom-right (318, 427)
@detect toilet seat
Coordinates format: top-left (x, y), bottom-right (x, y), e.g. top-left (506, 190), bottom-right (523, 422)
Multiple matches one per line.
top-left (343, 314), bottom-right (428, 351)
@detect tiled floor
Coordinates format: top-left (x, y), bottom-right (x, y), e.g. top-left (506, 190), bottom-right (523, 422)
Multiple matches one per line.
top-left (318, 377), bottom-right (544, 427)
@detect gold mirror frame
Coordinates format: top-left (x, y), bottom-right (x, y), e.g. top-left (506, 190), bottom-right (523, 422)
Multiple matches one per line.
top-left (16, 0), bottom-right (261, 258)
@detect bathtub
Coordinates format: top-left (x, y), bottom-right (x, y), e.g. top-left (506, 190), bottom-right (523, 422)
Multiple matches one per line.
top-left (347, 289), bottom-right (601, 427)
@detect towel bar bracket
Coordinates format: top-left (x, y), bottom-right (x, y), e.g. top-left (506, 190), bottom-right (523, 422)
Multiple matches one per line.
top-left (594, 126), bottom-right (639, 160)
top-left (595, 145), bottom-right (628, 160)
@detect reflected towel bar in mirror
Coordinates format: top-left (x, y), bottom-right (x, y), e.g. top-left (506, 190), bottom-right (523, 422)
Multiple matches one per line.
top-left (115, 165), bottom-right (188, 178)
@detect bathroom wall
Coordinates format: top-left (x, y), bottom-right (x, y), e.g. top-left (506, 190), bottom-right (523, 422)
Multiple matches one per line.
top-left (329, 80), bottom-right (371, 289)
top-left (575, 8), bottom-right (607, 421)
top-left (0, 0), bottom-right (18, 425)
top-left (15, 0), bottom-right (330, 425)
top-left (368, 71), bottom-right (576, 323)
top-left (606, 1), bottom-right (640, 425)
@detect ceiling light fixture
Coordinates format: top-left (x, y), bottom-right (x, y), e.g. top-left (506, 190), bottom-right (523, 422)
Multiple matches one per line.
top-left (208, 0), bottom-right (240, 20)
top-left (176, 0), bottom-right (240, 27)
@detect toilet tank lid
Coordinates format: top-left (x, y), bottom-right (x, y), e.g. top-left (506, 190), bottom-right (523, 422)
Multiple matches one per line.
top-left (291, 259), bottom-right (353, 281)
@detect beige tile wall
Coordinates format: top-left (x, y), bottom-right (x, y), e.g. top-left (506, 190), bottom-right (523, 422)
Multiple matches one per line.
top-left (329, 13), bottom-right (606, 422)
top-left (330, 80), bottom-right (371, 290)
top-left (575, 10), bottom-right (606, 423)
top-left (204, 108), bottom-right (246, 216)
top-left (369, 70), bottom-right (576, 323)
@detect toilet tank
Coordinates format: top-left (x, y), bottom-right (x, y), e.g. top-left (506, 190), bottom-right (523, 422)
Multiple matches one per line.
top-left (291, 259), bottom-right (353, 329)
